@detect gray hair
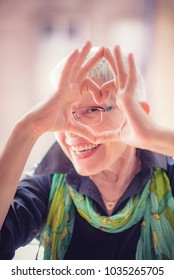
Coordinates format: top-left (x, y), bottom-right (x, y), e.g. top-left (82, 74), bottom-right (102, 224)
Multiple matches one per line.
top-left (50, 47), bottom-right (146, 101)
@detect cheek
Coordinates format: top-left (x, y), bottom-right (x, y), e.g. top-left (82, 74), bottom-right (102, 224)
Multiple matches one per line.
top-left (105, 142), bottom-right (126, 159)
top-left (107, 110), bottom-right (124, 130)
top-left (94, 110), bottom-right (124, 133)
top-left (55, 132), bottom-right (71, 159)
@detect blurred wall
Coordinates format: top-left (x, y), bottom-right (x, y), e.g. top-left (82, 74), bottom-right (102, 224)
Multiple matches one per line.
top-left (0, 0), bottom-right (174, 175)
top-left (146, 0), bottom-right (174, 127)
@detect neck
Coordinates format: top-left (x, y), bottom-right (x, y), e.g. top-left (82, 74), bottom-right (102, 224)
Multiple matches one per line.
top-left (90, 147), bottom-right (141, 213)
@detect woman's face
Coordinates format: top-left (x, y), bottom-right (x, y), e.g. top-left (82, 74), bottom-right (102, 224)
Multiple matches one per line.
top-left (55, 91), bottom-right (128, 176)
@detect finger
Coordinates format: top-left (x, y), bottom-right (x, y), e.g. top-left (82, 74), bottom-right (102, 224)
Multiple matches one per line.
top-left (101, 80), bottom-right (117, 93)
top-left (69, 112), bottom-right (125, 144)
top-left (77, 47), bottom-right (104, 82)
top-left (114, 45), bottom-right (127, 89)
top-left (124, 53), bottom-right (137, 96)
top-left (68, 121), bottom-right (98, 143)
top-left (77, 41), bottom-right (92, 65)
top-left (69, 41), bottom-right (92, 81)
top-left (104, 47), bottom-right (117, 75)
top-left (81, 78), bottom-right (103, 104)
top-left (70, 122), bottom-right (122, 144)
top-left (93, 129), bottom-right (122, 144)
top-left (59, 49), bottom-right (79, 86)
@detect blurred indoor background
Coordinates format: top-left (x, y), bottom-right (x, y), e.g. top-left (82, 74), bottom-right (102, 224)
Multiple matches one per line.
top-left (0, 0), bottom-right (174, 259)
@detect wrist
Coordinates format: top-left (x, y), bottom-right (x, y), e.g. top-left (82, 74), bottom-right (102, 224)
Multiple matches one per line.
top-left (15, 117), bottom-right (40, 144)
top-left (147, 124), bottom-right (174, 157)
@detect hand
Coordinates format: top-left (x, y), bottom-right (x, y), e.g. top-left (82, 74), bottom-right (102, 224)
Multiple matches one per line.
top-left (20, 42), bottom-right (104, 139)
top-left (87, 45), bottom-right (158, 150)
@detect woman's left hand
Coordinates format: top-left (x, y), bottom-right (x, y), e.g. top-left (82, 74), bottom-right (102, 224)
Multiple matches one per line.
top-left (86, 45), bottom-right (160, 150)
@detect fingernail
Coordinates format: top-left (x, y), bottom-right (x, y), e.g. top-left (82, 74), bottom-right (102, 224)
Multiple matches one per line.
top-left (97, 46), bottom-right (103, 51)
top-left (97, 46), bottom-right (104, 54)
top-left (72, 49), bottom-right (79, 55)
top-left (104, 47), bottom-right (110, 55)
top-left (116, 45), bottom-right (121, 51)
top-left (84, 41), bottom-right (91, 47)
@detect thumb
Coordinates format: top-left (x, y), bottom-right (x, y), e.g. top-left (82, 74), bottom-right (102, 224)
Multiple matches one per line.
top-left (70, 121), bottom-right (123, 144)
top-left (69, 121), bottom-right (97, 143)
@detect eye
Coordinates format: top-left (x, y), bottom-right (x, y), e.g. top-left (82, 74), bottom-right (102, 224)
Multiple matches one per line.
top-left (86, 107), bottom-right (100, 114)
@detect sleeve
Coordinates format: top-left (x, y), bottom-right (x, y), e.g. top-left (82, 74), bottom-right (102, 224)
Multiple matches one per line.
top-left (0, 174), bottom-right (53, 259)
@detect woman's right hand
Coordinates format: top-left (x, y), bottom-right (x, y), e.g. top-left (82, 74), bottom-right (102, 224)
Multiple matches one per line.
top-left (21, 41), bottom-right (103, 140)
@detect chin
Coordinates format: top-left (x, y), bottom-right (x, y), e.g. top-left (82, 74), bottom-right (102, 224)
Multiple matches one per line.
top-left (73, 163), bottom-right (103, 176)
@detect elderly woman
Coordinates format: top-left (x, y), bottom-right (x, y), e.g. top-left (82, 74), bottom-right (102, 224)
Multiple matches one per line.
top-left (0, 42), bottom-right (174, 260)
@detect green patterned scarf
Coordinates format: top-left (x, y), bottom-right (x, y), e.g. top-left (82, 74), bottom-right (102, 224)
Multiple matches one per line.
top-left (40, 168), bottom-right (174, 259)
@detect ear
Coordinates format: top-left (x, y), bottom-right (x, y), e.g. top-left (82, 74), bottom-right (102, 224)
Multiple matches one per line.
top-left (139, 102), bottom-right (150, 114)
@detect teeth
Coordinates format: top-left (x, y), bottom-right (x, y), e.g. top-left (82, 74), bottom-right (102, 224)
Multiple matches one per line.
top-left (71, 144), bottom-right (99, 153)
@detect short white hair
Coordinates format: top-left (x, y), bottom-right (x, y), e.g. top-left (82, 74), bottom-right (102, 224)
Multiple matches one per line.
top-left (50, 47), bottom-right (146, 101)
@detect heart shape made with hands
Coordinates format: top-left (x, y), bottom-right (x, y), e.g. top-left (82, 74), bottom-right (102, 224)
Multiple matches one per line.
top-left (81, 76), bottom-right (117, 106)
top-left (67, 44), bottom-right (147, 146)
top-left (78, 76), bottom-right (126, 140)
top-left (81, 45), bottom-right (151, 148)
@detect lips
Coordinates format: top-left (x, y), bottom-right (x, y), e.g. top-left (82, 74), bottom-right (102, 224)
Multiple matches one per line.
top-left (71, 143), bottom-right (99, 154)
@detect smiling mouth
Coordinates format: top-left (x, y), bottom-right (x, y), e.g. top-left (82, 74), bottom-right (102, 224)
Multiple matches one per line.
top-left (70, 144), bottom-right (100, 155)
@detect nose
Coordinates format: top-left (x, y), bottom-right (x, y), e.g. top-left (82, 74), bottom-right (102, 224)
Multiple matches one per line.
top-left (65, 131), bottom-right (79, 139)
